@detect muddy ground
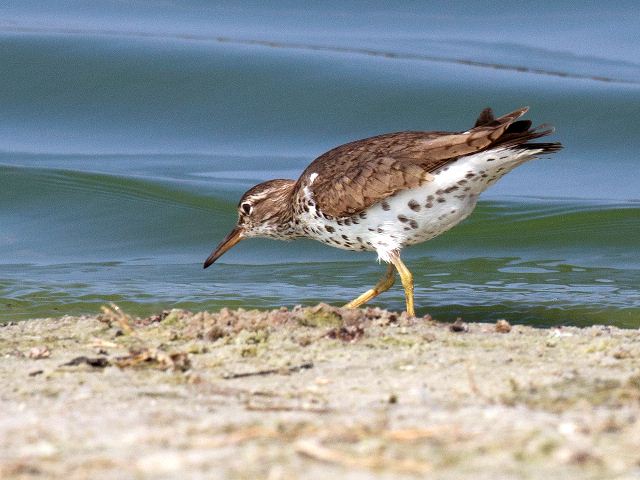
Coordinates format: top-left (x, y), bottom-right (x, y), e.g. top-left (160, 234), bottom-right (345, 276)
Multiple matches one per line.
top-left (1, 304), bottom-right (640, 479)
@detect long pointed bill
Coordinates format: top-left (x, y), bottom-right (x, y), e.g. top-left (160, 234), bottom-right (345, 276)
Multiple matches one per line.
top-left (203, 227), bottom-right (243, 268)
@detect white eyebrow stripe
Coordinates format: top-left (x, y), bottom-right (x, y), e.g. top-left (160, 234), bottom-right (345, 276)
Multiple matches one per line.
top-left (246, 193), bottom-right (269, 202)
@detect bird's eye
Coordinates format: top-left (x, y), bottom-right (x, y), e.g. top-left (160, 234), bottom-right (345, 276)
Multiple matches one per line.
top-left (241, 202), bottom-right (252, 215)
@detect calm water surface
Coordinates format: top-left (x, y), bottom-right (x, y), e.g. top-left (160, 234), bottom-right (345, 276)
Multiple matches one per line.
top-left (1, 2), bottom-right (639, 326)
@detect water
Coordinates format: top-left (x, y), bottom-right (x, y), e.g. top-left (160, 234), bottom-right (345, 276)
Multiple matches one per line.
top-left (1, 1), bottom-right (639, 326)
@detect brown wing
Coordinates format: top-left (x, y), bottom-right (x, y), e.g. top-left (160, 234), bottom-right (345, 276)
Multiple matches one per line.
top-left (295, 106), bottom-right (540, 218)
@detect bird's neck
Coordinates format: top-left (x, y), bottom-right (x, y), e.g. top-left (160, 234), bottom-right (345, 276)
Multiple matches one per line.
top-left (264, 180), bottom-right (303, 239)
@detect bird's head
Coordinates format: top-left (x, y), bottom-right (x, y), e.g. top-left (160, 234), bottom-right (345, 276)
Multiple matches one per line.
top-left (203, 179), bottom-right (296, 268)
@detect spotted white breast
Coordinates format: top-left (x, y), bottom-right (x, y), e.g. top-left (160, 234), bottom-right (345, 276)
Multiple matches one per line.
top-left (295, 146), bottom-right (542, 262)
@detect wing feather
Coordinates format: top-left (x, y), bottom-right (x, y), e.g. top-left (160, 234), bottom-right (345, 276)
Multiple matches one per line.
top-left (294, 107), bottom-right (554, 218)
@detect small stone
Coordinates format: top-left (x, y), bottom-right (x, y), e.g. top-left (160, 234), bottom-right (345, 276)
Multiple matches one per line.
top-left (612, 348), bottom-right (632, 359)
top-left (495, 319), bottom-right (512, 333)
top-left (449, 318), bottom-right (468, 333)
top-left (27, 346), bottom-right (50, 359)
top-left (326, 325), bottom-right (365, 343)
top-left (205, 325), bottom-right (226, 342)
top-left (421, 332), bottom-right (436, 342)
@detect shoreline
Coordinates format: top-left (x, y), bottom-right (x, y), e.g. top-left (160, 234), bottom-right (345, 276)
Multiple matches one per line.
top-left (2, 304), bottom-right (640, 479)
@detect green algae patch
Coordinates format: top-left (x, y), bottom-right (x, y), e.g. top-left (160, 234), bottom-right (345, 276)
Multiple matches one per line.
top-left (502, 374), bottom-right (640, 412)
top-left (295, 304), bottom-right (344, 328)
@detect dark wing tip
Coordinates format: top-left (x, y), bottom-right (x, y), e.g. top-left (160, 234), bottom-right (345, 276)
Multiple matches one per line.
top-left (524, 142), bottom-right (564, 153)
top-left (475, 106), bottom-right (530, 128)
top-left (474, 107), bottom-right (495, 127)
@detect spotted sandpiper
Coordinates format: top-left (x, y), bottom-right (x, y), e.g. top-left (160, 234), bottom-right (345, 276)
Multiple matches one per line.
top-left (204, 107), bottom-right (562, 316)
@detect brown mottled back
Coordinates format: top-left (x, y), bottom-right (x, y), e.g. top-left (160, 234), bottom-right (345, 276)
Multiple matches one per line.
top-left (294, 107), bottom-right (555, 217)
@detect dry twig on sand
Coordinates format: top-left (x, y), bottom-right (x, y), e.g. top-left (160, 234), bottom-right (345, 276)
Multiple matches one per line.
top-left (295, 438), bottom-right (431, 475)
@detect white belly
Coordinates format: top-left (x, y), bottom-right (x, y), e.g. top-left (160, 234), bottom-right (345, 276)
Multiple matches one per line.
top-left (298, 147), bottom-right (539, 262)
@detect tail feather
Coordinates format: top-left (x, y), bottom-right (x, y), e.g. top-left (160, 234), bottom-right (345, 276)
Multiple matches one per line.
top-left (474, 106), bottom-right (563, 154)
top-left (517, 141), bottom-right (564, 153)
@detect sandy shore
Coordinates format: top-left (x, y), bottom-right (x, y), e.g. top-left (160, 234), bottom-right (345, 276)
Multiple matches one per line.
top-left (1, 304), bottom-right (640, 479)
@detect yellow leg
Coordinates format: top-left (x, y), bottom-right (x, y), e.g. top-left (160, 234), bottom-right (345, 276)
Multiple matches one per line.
top-left (389, 254), bottom-right (415, 317)
top-left (344, 264), bottom-right (395, 309)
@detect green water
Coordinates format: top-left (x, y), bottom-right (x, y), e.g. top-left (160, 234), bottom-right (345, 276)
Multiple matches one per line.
top-left (1, 1), bottom-right (639, 326)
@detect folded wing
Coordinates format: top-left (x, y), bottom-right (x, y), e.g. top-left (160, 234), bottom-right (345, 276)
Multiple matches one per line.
top-left (295, 107), bottom-right (559, 218)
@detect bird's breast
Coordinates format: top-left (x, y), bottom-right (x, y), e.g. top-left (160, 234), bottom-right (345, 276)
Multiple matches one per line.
top-left (294, 147), bottom-right (537, 261)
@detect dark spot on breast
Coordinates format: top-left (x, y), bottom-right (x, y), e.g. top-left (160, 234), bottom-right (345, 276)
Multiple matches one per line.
top-left (381, 201), bottom-right (391, 211)
top-left (336, 220), bottom-right (343, 226)
top-left (409, 220), bottom-right (418, 229)
top-left (303, 204), bottom-right (309, 212)
top-left (404, 226), bottom-right (411, 231)
top-left (342, 234), bottom-right (349, 240)
top-left (481, 174), bottom-right (488, 178)
top-left (437, 197), bottom-right (446, 203)
top-left (408, 199), bottom-right (421, 212)
top-left (444, 185), bottom-right (459, 193)
top-left (425, 202), bottom-right (433, 208)
top-left (359, 212), bottom-right (367, 219)
top-left (457, 179), bottom-right (468, 185)
top-left (344, 218), bottom-right (352, 226)
top-left (397, 215), bottom-right (409, 223)
top-left (325, 225), bottom-right (335, 233)
top-left (435, 189), bottom-right (444, 195)
top-left (368, 228), bottom-right (375, 232)
top-left (465, 172), bottom-right (475, 179)
top-left (356, 236), bottom-right (363, 243)
top-left (487, 157), bottom-right (496, 162)
top-left (427, 195), bottom-right (434, 201)
top-left (377, 227), bottom-right (384, 233)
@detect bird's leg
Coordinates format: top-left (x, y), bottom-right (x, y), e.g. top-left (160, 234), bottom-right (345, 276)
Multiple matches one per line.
top-left (344, 264), bottom-right (395, 309)
top-left (389, 254), bottom-right (415, 317)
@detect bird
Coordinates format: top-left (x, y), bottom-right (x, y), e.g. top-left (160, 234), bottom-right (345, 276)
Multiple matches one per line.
top-left (203, 107), bottom-right (562, 316)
